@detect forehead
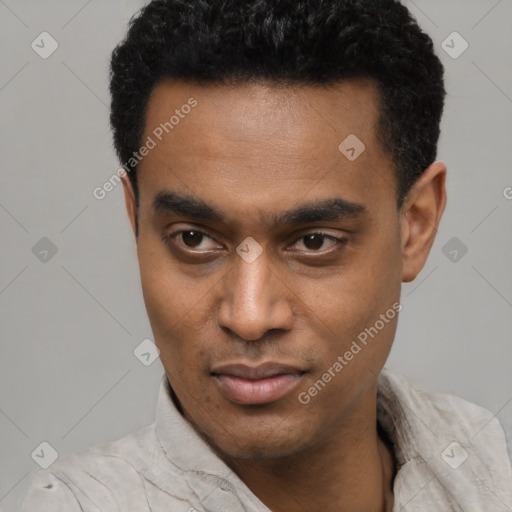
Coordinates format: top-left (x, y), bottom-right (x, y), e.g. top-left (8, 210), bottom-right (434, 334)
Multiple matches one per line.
top-left (137, 78), bottom-right (397, 218)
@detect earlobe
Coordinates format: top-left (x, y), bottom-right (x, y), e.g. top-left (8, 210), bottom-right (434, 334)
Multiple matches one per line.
top-left (121, 171), bottom-right (138, 237)
top-left (401, 161), bottom-right (447, 282)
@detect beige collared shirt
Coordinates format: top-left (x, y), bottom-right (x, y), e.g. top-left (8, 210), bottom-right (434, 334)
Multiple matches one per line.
top-left (20, 369), bottom-right (512, 511)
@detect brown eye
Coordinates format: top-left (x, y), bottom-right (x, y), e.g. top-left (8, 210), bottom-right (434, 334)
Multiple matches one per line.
top-left (303, 234), bottom-right (325, 250)
top-left (289, 232), bottom-right (348, 253)
top-left (163, 228), bottom-right (221, 253)
top-left (181, 230), bottom-right (205, 248)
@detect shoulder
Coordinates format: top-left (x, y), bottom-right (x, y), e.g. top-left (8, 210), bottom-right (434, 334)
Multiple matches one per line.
top-left (378, 368), bottom-right (512, 508)
top-left (379, 368), bottom-right (509, 447)
top-left (20, 470), bottom-right (82, 512)
top-left (20, 423), bottom-right (162, 512)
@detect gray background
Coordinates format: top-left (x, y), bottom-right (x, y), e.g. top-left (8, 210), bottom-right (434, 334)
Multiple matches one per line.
top-left (1, 1), bottom-right (511, 510)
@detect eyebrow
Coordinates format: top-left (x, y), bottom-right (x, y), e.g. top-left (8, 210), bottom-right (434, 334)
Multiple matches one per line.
top-left (153, 191), bottom-right (368, 227)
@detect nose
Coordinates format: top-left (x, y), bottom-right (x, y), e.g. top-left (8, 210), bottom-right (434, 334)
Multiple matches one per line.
top-left (216, 249), bottom-right (293, 341)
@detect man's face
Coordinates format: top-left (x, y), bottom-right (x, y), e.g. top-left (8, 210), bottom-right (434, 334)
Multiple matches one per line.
top-left (131, 78), bottom-right (406, 459)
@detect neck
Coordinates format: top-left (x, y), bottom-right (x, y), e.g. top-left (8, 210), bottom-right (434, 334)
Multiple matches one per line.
top-left (220, 389), bottom-right (395, 512)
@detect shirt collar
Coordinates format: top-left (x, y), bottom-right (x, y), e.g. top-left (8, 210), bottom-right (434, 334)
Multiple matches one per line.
top-left (155, 373), bottom-right (234, 477)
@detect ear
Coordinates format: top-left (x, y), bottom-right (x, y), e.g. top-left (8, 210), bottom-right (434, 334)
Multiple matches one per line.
top-left (121, 170), bottom-right (138, 237)
top-left (400, 161), bottom-right (447, 283)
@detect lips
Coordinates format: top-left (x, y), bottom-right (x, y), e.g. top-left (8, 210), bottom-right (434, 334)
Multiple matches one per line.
top-left (211, 363), bottom-right (305, 405)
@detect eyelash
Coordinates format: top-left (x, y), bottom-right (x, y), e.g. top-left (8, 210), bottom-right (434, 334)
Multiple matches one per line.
top-left (163, 229), bottom-right (348, 255)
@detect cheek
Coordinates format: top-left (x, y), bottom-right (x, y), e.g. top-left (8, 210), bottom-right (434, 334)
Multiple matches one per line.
top-left (138, 242), bottom-right (188, 347)
top-left (138, 247), bottom-right (180, 329)
top-left (348, 220), bottom-right (402, 302)
top-left (137, 231), bottom-right (199, 324)
top-left (317, 227), bottom-right (402, 359)
top-left (137, 239), bottom-right (219, 375)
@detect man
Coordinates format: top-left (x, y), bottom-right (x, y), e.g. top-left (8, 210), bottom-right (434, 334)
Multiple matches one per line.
top-left (21, 0), bottom-right (512, 510)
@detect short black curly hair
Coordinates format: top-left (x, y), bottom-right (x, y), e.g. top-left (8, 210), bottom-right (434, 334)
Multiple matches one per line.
top-left (109, 0), bottom-right (445, 208)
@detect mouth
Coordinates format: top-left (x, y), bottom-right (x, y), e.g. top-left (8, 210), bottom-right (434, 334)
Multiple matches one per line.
top-left (211, 363), bottom-right (306, 405)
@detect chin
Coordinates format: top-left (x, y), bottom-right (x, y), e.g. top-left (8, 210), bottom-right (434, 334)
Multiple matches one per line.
top-left (201, 416), bottom-right (316, 461)
top-left (217, 437), bottom-right (305, 461)
top-left (179, 386), bottom-right (322, 461)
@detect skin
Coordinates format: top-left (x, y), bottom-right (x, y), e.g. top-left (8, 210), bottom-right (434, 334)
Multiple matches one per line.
top-left (121, 78), bottom-right (446, 512)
